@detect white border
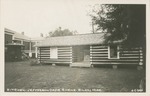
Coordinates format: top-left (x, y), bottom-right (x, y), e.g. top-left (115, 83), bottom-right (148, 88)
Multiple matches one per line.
top-left (0, 0), bottom-right (149, 96)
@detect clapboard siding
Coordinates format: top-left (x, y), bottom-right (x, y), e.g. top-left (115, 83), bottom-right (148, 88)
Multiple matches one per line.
top-left (38, 46), bottom-right (72, 64)
top-left (57, 46), bottom-right (72, 64)
top-left (90, 45), bottom-right (143, 65)
top-left (38, 47), bottom-right (50, 62)
top-left (38, 45), bottom-right (143, 65)
top-left (72, 47), bottom-right (77, 62)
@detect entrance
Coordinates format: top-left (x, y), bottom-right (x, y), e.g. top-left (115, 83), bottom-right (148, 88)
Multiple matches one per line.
top-left (84, 49), bottom-right (90, 62)
top-left (72, 46), bottom-right (90, 63)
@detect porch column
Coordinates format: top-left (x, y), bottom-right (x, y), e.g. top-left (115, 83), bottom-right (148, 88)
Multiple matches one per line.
top-left (35, 42), bottom-right (38, 58)
top-left (35, 47), bottom-right (38, 58)
top-left (39, 47), bottom-right (41, 63)
top-left (21, 40), bottom-right (23, 44)
top-left (29, 41), bottom-right (32, 57)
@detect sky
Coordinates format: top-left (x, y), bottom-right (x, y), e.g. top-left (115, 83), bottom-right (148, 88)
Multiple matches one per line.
top-left (2, 0), bottom-right (101, 38)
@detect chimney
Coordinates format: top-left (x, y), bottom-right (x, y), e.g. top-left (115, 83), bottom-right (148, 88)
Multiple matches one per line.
top-left (40, 33), bottom-right (43, 37)
top-left (58, 27), bottom-right (61, 31)
top-left (22, 32), bottom-right (24, 35)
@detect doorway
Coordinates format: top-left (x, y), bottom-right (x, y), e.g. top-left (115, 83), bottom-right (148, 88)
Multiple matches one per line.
top-left (72, 45), bottom-right (90, 63)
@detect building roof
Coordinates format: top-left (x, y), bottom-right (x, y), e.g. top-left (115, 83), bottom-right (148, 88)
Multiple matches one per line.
top-left (5, 28), bottom-right (15, 35)
top-left (5, 28), bottom-right (30, 41)
top-left (13, 32), bottom-right (30, 41)
top-left (35, 33), bottom-right (107, 47)
top-left (31, 37), bottom-right (45, 41)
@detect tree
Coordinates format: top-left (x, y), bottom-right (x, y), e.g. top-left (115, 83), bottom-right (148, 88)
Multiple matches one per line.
top-left (90, 4), bottom-right (146, 69)
top-left (90, 4), bottom-right (146, 47)
top-left (48, 27), bottom-right (74, 37)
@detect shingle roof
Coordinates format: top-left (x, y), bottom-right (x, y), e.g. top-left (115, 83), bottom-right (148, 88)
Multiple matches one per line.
top-left (5, 28), bottom-right (30, 40)
top-left (35, 33), bottom-right (106, 47)
top-left (31, 37), bottom-right (45, 41)
top-left (14, 32), bottom-right (30, 41)
top-left (5, 28), bottom-right (15, 35)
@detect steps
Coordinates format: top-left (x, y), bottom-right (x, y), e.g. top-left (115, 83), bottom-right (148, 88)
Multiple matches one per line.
top-left (70, 62), bottom-right (91, 68)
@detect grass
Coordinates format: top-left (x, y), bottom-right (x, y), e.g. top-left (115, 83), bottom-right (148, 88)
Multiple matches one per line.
top-left (5, 59), bottom-right (145, 92)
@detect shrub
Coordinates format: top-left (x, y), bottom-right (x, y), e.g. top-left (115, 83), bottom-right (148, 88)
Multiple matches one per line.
top-left (30, 59), bottom-right (40, 66)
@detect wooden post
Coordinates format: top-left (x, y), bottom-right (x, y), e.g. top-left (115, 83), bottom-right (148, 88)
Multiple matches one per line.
top-left (29, 41), bottom-right (32, 57)
top-left (39, 47), bottom-right (41, 63)
top-left (35, 47), bottom-right (37, 58)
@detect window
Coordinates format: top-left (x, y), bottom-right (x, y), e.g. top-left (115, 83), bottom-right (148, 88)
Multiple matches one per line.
top-left (50, 47), bottom-right (58, 59)
top-left (108, 45), bottom-right (119, 59)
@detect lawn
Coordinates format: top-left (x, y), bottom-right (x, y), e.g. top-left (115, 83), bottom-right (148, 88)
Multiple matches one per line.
top-left (5, 59), bottom-right (145, 92)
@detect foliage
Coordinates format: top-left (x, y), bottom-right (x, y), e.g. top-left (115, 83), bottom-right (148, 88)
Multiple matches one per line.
top-left (90, 4), bottom-right (146, 47)
top-left (90, 4), bottom-right (146, 69)
top-left (30, 59), bottom-right (40, 66)
top-left (48, 27), bottom-right (74, 37)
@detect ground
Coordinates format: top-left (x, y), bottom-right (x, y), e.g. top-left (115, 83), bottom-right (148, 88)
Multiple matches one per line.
top-left (5, 59), bottom-right (145, 92)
